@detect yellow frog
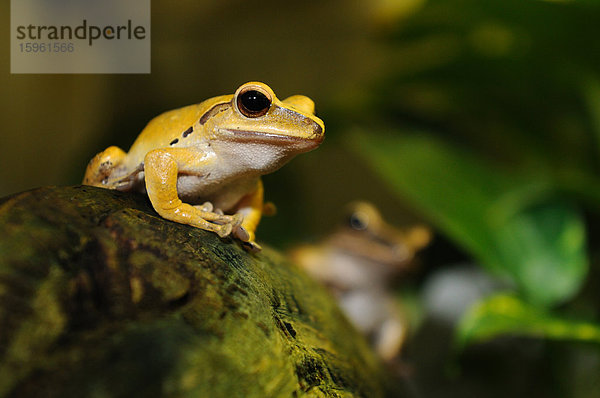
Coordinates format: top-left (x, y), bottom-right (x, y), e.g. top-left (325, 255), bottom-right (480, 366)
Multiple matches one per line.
top-left (83, 82), bottom-right (324, 251)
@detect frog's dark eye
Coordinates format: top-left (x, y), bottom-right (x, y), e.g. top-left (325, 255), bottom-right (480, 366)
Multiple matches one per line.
top-left (237, 88), bottom-right (271, 118)
top-left (348, 212), bottom-right (369, 231)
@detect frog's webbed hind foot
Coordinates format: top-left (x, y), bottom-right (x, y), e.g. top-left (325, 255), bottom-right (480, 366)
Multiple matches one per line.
top-left (83, 146), bottom-right (127, 187)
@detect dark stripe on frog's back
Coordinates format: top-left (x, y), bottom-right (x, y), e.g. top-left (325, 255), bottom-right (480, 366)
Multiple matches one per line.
top-left (199, 102), bottom-right (231, 125)
top-left (168, 102), bottom-right (229, 146)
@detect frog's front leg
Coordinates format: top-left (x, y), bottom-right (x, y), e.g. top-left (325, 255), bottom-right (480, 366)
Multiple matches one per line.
top-left (375, 313), bottom-right (407, 362)
top-left (232, 179), bottom-right (266, 251)
top-left (144, 148), bottom-right (242, 238)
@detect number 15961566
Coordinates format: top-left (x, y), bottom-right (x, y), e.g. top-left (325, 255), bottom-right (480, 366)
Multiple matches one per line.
top-left (19, 42), bottom-right (74, 53)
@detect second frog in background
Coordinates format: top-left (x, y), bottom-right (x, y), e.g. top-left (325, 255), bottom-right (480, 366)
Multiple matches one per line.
top-left (291, 202), bottom-right (431, 362)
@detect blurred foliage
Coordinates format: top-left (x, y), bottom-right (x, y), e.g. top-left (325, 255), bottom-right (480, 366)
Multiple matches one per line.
top-left (354, 132), bottom-right (588, 307)
top-left (343, 0), bottom-right (600, 352)
top-left (368, 0), bottom-right (600, 174)
top-left (457, 294), bottom-right (600, 349)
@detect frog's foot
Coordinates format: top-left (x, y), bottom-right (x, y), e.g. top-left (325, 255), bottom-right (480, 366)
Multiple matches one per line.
top-left (213, 213), bottom-right (243, 227)
top-left (233, 225), bottom-right (262, 252)
top-left (214, 222), bottom-right (233, 238)
top-left (190, 211), bottom-right (242, 238)
top-left (163, 206), bottom-right (240, 238)
top-left (83, 146), bottom-right (127, 187)
top-left (193, 212), bottom-right (242, 238)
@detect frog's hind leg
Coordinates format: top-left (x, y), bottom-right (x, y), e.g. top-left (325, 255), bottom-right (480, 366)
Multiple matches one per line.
top-left (232, 179), bottom-right (266, 252)
top-left (83, 146), bottom-right (127, 187)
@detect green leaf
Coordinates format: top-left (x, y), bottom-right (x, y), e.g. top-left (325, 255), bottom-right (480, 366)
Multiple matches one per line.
top-left (456, 293), bottom-right (600, 349)
top-left (493, 201), bottom-right (588, 306)
top-left (352, 131), bottom-right (588, 306)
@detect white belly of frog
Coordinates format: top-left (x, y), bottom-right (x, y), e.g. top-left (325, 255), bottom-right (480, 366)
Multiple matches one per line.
top-left (175, 175), bottom-right (258, 211)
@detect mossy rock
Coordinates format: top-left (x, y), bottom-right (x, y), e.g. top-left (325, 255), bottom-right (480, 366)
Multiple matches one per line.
top-left (0, 186), bottom-right (390, 398)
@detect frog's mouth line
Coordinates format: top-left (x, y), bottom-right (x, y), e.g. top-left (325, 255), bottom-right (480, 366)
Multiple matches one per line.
top-left (218, 129), bottom-right (324, 147)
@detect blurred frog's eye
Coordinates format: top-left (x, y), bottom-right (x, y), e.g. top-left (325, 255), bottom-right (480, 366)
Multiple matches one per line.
top-left (237, 87), bottom-right (272, 118)
top-left (348, 212), bottom-right (369, 231)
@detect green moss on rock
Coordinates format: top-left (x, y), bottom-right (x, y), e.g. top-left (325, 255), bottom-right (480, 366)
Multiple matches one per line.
top-left (0, 186), bottom-right (389, 398)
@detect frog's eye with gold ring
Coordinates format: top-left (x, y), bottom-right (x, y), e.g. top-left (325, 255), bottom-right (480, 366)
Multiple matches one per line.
top-left (237, 86), bottom-right (272, 118)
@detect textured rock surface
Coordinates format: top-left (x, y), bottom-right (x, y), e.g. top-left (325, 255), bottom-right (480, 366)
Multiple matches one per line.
top-left (0, 186), bottom-right (389, 398)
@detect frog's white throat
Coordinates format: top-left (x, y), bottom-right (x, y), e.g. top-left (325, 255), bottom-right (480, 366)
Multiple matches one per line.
top-left (210, 138), bottom-right (310, 175)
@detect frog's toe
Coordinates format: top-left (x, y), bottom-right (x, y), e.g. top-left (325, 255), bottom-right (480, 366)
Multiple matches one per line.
top-left (233, 225), bottom-right (250, 242)
top-left (195, 201), bottom-right (214, 212)
top-left (216, 223), bottom-right (233, 238)
top-left (209, 212), bottom-right (242, 226)
top-left (242, 241), bottom-right (262, 252)
top-left (231, 213), bottom-right (243, 227)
